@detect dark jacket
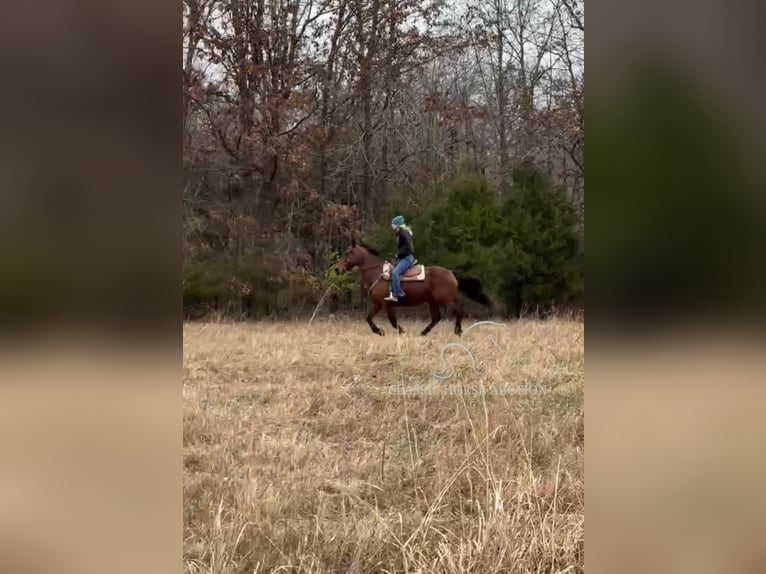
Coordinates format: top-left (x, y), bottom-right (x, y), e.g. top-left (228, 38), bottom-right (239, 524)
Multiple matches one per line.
top-left (395, 228), bottom-right (414, 259)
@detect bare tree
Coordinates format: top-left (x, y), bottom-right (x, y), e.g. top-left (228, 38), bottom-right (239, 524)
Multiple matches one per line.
top-left (182, 0), bottom-right (584, 265)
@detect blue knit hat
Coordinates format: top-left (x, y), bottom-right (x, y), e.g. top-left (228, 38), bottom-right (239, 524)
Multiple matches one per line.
top-left (391, 215), bottom-right (405, 226)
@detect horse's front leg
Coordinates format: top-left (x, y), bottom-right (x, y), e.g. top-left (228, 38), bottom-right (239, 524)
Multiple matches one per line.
top-left (366, 300), bottom-right (384, 336)
top-left (385, 303), bottom-right (404, 334)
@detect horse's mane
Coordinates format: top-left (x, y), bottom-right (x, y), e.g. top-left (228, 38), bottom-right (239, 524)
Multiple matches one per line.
top-left (358, 242), bottom-right (381, 257)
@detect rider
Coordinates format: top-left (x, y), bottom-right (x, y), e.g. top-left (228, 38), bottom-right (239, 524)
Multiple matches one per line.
top-left (384, 215), bottom-right (415, 302)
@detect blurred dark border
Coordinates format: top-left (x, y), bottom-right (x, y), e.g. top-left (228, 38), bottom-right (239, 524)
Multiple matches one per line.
top-left (588, 1), bottom-right (766, 573)
top-left (588, 0), bottom-right (766, 332)
top-left (0, 4), bottom-right (181, 574)
top-left (0, 0), bottom-right (180, 339)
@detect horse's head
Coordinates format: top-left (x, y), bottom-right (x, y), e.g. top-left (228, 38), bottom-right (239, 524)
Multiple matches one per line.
top-left (334, 240), bottom-right (366, 274)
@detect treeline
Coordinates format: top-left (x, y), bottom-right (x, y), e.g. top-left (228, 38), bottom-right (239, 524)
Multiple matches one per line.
top-left (184, 164), bottom-right (582, 318)
top-left (182, 0), bottom-right (584, 319)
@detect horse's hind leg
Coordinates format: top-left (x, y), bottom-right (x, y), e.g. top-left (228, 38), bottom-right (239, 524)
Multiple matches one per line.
top-left (450, 302), bottom-right (463, 336)
top-left (367, 301), bottom-right (384, 336)
top-left (420, 302), bottom-right (442, 336)
top-left (385, 304), bottom-right (404, 334)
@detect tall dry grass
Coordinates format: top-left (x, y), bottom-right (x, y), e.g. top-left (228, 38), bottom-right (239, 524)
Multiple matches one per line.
top-left (184, 317), bottom-right (583, 573)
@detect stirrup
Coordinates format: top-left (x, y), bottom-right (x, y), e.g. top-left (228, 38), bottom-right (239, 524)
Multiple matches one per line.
top-left (384, 293), bottom-right (398, 302)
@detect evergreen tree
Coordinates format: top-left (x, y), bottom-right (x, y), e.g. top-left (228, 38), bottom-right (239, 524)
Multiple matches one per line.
top-left (366, 165), bottom-right (582, 316)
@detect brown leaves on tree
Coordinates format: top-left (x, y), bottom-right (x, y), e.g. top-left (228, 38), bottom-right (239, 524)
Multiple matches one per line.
top-left (183, 0), bottom-right (584, 266)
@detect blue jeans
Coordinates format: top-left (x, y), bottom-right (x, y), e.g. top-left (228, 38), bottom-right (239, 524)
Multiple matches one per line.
top-left (391, 255), bottom-right (414, 297)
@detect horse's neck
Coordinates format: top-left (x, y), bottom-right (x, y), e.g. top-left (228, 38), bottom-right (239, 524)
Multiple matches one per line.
top-left (359, 252), bottom-right (383, 285)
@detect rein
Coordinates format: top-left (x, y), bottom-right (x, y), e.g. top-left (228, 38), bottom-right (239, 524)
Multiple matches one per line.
top-left (368, 277), bottom-right (382, 294)
top-left (358, 260), bottom-right (385, 293)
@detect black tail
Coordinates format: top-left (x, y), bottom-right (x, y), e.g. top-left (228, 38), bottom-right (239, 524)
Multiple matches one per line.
top-left (454, 271), bottom-right (493, 309)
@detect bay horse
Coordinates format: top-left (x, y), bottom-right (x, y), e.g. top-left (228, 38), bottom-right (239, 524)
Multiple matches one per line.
top-left (334, 240), bottom-right (492, 336)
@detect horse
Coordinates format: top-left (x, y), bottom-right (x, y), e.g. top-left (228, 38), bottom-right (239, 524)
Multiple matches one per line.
top-left (334, 240), bottom-right (493, 336)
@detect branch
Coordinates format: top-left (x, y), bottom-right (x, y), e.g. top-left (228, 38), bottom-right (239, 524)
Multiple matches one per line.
top-left (561, 139), bottom-right (584, 175)
top-left (277, 104), bottom-right (319, 137)
top-left (561, 0), bottom-right (585, 32)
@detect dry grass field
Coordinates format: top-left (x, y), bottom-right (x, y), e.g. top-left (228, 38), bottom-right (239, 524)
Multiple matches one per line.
top-left (183, 316), bottom-right (584, 573)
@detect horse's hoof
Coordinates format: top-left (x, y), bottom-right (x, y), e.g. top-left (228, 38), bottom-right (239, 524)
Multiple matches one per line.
top-left (378, 330), bottom-right (385, 336)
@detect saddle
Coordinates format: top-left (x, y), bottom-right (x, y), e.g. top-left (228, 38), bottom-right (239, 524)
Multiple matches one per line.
top-left (382, 260), bottom-right (426, 282)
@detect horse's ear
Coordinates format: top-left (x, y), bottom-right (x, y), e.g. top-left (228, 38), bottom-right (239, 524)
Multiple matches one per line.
top-left (351, 238), bottom-right (356, 247)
